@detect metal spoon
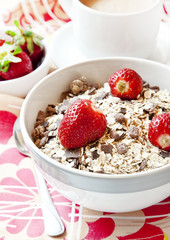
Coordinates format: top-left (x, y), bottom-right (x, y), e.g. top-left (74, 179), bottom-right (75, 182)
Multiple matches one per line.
top-left (13, 117), bottom-right (65, 236)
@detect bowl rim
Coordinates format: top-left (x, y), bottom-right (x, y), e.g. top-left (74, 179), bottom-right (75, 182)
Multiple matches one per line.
top-left (0, 37), bottom-right (49, 85)
top-left (20, 56), bottom-right (170, 180)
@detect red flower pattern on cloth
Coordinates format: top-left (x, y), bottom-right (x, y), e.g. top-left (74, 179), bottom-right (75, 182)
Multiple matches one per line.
top-left (0, 168), bottom-right (44, 237)
top-left (0, 111), bottom-right (17, 145)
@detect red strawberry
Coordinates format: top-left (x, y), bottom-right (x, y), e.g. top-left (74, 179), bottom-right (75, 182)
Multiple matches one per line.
top-left (148, 113), bottom-right (170, 151)
top-left (58, 99), bottom-right (107, 149)
top-left (0, 43), bottom-right (33, 80)
top-left (6, 20), bottom-right (44, 69)
top-left (108, 68), bottom-right (143, 100)
top-left (0, 40), bottom-right (5, 46)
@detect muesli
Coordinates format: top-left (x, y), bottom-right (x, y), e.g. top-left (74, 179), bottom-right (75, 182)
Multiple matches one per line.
top-left (32, 71), bottom-right (170, 174)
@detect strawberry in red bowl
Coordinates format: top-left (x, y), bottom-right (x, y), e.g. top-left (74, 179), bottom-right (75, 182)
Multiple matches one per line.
top-left (0, 22), bottom-right (50, 97)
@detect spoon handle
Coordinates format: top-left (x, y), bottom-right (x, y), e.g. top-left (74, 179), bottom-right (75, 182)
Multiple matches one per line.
top-left (35, 166), bottom-right (65, 236)
top-left (13, 117), bottom-right (65, 236)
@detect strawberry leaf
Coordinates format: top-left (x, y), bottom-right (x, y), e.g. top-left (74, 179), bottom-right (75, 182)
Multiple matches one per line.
top-left (14, 19), bottom-right (22, 32)
top-left (23, 29), bottom-right (33, 37)
top-left (5, 30), bottom-right (17, 37)
top-left (13, 46), bottom-right (22, 55)
top-left (33, 35), bottom-right (43, 47)
top-left (2, 64), bottom-right (10, 72)
top-left (26, 37), bottom-right (34, 55)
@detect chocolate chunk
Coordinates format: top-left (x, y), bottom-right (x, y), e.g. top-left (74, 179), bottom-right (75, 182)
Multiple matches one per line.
top-left (119, 107), bottom-right (126, 114)
top-left (65, 148), bottom-right (81, 158)
top-left (139, 159), bottom-right (147, 171)
top-left (150, 86), bottom-right (160, 91)
top-left (143, 81), bottom-right (150, 88)
top-left (90, 141), bottom-right (98, 148)
top-left (128, 126), bottom-right (139, 139)
top-left (149, 113), bottom-right (155, 120)
top-left (110, 130), bottom-right (125, 140)
top-left (91, 150), bottom-right (100, 159)
top-left (114, 113), bottom-right (126, 123)
top-left (110, 130), bottom-right (120, 140)
top-left (160, 151), bottom-right (170, 158)
top-left (116, 143), bottom-right (128, 154)
top-left (101, 144), bottom-right (113, 154)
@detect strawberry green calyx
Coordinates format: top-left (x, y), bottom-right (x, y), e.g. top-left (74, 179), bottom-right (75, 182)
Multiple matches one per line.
top-left (0, 43), bottom-right (22, 72)
top-left (6, 20), bottom-right (43, 56)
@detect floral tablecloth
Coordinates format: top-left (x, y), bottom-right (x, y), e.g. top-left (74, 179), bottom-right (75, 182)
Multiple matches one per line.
top-left (0, 0), bottom-right (170, 239)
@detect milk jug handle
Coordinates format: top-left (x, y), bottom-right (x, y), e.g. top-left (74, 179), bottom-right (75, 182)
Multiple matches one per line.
top-left (59, 0), bottom-right (74, 19)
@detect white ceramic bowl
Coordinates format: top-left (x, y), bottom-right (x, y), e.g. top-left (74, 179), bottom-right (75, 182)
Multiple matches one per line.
top-left (0, 28), bottom-right (50, 98)
top-left (20, 57), bottom-right (170, 212)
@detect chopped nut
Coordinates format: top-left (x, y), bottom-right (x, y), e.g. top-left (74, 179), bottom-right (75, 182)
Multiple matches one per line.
top-left (70, 77), bottom-right (88, 95)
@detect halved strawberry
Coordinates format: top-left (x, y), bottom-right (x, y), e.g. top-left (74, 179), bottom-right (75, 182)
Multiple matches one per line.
top-left (108, 68), bottom-right (143, 100)
top-left (0, 43), bottom-right (33, 80)
top-left (6, 20), bottom-right (44, 68)
top-left (58, 99), bottom-right (107, 149)
top-left (148, 113), bottom-right (170, 151)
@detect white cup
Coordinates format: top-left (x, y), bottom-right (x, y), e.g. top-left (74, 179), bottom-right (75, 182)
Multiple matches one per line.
top-left (59, 0), bottom-right (162, 59)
